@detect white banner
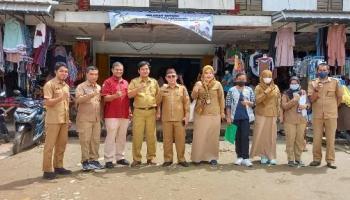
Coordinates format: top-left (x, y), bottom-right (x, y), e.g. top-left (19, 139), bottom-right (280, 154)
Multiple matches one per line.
top-left (109, 11), bottom-right (213, 41)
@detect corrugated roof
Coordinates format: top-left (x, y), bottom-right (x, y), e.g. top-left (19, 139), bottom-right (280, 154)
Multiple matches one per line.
top-left (272, 10), bottom-right (350, 23)
top-left (0, 2), bottom-right (55, 15)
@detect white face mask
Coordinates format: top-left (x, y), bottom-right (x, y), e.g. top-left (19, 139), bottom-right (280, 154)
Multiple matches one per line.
top-left (263, 78), bottom-right (272, 84)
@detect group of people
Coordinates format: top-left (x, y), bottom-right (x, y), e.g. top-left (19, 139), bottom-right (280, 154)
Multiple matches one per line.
top-left (41, 60), bottom-right (343, 180)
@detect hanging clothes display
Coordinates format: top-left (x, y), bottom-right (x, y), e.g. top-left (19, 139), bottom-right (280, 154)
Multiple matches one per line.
top-left (73, 41), bottom-right (89, 80)
top-left (67, 52), bottom-right (78, 87)
top-left (257, 55), bottom-right (274, 75)
top-left (3, 18), bottom-right (26, 53)
top-left (327, 24), bottom-right (346, 67)
top-left (249, 51), bottom-right (263, 77)
top-left (316, 27), bottom-right (327, 57)
top-left (33, 23), bottom-right (46, 48)
top-left (275, 27), bottom-right (295, 67)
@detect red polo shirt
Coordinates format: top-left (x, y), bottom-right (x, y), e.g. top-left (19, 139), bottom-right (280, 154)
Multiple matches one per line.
top-left (101, 76), bottom-right (130, 119)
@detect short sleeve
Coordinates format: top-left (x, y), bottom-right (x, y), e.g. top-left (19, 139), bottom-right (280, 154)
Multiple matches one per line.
top-left (101, 79), bottom-right (111, 96)
top-left (128, 79), bottom-right (137, 92)
top-left (43, 82), bottom-right (53, 99)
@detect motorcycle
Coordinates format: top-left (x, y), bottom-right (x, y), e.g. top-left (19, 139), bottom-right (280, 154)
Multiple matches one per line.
top-left (0, 91), bottom-right (17, 143)
top-left (12, 98), bottom-right (45, 154)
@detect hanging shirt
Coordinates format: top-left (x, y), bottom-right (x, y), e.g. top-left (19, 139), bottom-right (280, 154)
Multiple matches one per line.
top-left (327, 24), bottom-right (347, 67)
top-left (0, 26), bottom-right (4, 71)
top-left (3, 18), bottom-right (26, 53)
top-left (257, 57), bottom-right (274, 75)
top-left (275, 27), bottom-right (295, 67)
top-left (33, 23), bottom-right (46, 48)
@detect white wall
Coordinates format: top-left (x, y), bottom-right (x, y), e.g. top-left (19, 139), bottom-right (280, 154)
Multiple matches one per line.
top-left (178, 0), bottom-right (235, 10)
top-left (263, 0), bottom-right (317, 11)
top-left (93, 41), bottom-right (214, 56)
top-left (90, 0), bottom-right (149, 7)
top-left (344, 0), bottom-right (350, 11)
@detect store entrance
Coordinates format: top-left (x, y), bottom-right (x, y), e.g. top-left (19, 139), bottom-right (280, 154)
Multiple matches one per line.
top-left (109, 56), bottom-right (201, 91)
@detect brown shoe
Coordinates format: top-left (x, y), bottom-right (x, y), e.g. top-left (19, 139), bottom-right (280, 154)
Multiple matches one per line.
top-left (147, 160), bottom-right (157, 165)
top-left (131, 161), bottom-right (141, 168)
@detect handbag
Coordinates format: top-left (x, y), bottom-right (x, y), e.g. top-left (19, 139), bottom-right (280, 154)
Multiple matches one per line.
top-left (224, 124), bottom-right (237, 144)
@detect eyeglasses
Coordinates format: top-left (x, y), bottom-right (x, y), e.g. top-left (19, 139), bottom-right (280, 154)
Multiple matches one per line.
top-left (166, 75), bottom-right (176, 78)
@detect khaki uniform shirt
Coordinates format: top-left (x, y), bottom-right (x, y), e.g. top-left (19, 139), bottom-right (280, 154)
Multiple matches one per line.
top-left (281, 93), bottom-right (307, 124)
top-left (308, 77), bottom-right (343, 119)
top-left (43, 78), bottom-right (70, 124)
top-left (255, 85), bottom-right (281, 117)
top-left (158, 84), bottom-right (190, 122)
top-left (75, 81), bottom-right (101, 122)
top-left (191, 80), bottom-right (225, 116)
top-left (128, 77), bottom-right (159, 108)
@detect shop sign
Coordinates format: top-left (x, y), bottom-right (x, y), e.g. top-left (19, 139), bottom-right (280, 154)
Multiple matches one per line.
top-left (109, 11), bottom-right (213, 41)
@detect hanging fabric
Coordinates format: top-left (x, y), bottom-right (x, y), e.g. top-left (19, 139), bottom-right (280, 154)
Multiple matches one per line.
top-left (3, 18), bottom-right (26, 54)
top-left (274, 27), bottom-right (295, 67)
top-left (316, 27), bottom-right (327, 57)
top-left (0, 25), bottom-right (4, 72)
top-left (327, 24), bottom-right (346, 67)
top-left (33, 22), bottom-right (46, 48)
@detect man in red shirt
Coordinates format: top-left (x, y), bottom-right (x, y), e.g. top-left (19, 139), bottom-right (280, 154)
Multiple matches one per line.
top-left (101, 62), bottom-right (131, 168)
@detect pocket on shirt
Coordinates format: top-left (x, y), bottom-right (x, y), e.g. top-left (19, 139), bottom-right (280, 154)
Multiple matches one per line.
top-left (326, 90), bottom-right (336, 97)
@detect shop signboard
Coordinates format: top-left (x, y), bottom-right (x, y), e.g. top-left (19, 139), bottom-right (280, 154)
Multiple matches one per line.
top-left (109, 11), bottom-right (213, 41)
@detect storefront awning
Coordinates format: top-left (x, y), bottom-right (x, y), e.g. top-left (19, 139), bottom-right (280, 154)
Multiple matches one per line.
top-left (0, 1), bottom-right (57, 16)
top-left (272, 10), bottom-right (350, 23)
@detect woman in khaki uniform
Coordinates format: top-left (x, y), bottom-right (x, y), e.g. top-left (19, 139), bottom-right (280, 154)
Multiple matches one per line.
top-left (191, 65), bottom-right (225, 166)
top-left (250, 70), bottom-right (281, 165)
top-left (281, 76), bottom-right (309, 167)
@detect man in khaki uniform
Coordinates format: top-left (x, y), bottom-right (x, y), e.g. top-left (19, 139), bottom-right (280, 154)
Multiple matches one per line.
top-left (128, 61), bottom-right (160, 167)
top-left (158, 68), bottom-right (190, 167)
top-left (42, 62), bottom-right (71, 180)
top-left (75, 66), bottom-right (103, 170)
top-left (308, 63), bottom-right (343, 169)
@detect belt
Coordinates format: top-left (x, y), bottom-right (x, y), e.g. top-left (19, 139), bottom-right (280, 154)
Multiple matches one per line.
top-left (135, 107), bottom-right (156, 110)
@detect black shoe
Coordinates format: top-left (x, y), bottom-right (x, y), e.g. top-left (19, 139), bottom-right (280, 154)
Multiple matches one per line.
top-left (309, 161), bottom-right (321, 167)
top-left (131, 160), bottom-right (142, 167)
top-left (105, 162), bottom-right (114, 169)
top-left (90, 160), bottom-right (104, 169)
top-left (162, 162), bottom-right (173, 167)
top-left (43, 172), bottom-right (56, 180)
top-left (327, 163), bottom-right (337, 169)
top-left (147, 159), bottom-right (157, 165)
top-left (288, 161), bottom-right (296, 167)
top-left (117, 159), bottom-right (130, 166)
top-left (82, 161), bottom-right (92, 171)
top-left (178, 161), bottom-right (189, 167)
top-left (54, 168), bottom-right (72, 175)
top-left (209, 160), bottom-right (218, 166)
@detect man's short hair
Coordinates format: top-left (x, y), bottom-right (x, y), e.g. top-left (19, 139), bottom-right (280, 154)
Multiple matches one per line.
top-left (235, 72), bottom-right (246, 79)
top-left (111, 61), bottom-right (123, 70)
top-left (54, 62), bottom-right (68, 71)
top-left (137, 61), bottom-right (150, 70)
top-left (86, 66), bottom-right (98, 73)
top-left (317, 62), bottom-right (329, 70)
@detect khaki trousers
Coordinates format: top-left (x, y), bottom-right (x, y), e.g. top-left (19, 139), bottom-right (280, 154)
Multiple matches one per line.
top-left (162, 121), bottom-right (186, 163)
top-left (132, 109), bottom-right (156, 162)
top-left (312, 118), bottom-right (337, 163)
top-left (284, 123), bottom-right (306, 161)
top-left (42, 123), bottom-right (69, 172)
top-left (104, 118), bottom-right (129, 162)
top-left (77, 121), bottom-right (101, 162)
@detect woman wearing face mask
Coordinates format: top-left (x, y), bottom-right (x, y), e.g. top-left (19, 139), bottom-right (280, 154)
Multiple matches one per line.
top-left (250, 70), bottom-right (281, 165)
top-left (226, 73), bottom-right (255, 167)
top-left (281, 76), bottom-right (309, 167)
top-left (191, 65), bottom-right (225, 166)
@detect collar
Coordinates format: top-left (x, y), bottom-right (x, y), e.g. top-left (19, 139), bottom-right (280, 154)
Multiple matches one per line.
top-left (112, 76), bottom-right (124, 83)
top-left (317, 77), bottom-right (332, 83)
top-left (165, 83), bottom-right (179, 89)
top-left (85, 80), bottom-right (97, 88)
top-left (52, 77), bottom-right (66, 85)
top-left (139, 77), bottom-right (150, 83)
